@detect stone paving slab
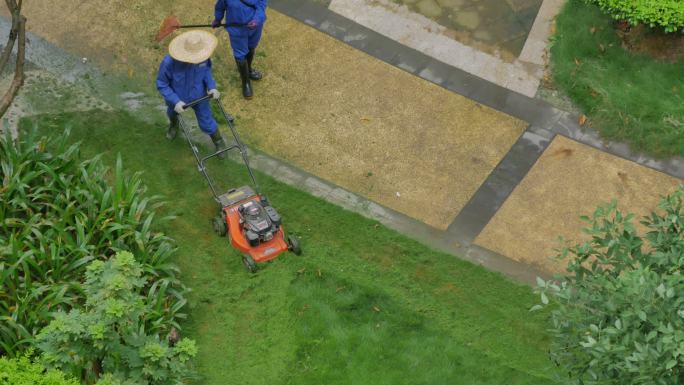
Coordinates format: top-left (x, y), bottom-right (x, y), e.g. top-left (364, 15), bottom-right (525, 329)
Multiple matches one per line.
top-left (475, 135), bottom-right (683, 273)
top-left (329, 0), bottom-right (542, 97)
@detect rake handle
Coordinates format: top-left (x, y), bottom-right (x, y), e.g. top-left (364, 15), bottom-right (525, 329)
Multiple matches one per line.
top-left (177, 23), bottom-right (246, 29)
top-left (178, 23), bottom-right (226, 28)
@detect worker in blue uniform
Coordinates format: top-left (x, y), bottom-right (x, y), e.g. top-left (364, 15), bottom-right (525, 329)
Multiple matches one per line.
top-left (212, 0), bottom-right (267, 99)
top-left (157, 30), bottom-right (227, 158)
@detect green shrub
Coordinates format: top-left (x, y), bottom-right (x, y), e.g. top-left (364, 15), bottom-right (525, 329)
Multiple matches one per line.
top-left (0, 131), bottom-right (187, 356)
top-left (0, 353), bottom-right (78, 385)
top-left (536, 187), bottom-right (684, 384)
top-left (585, 0), bottom-right (684, 32)
top-left (37, 252), bottom-right (197, 385)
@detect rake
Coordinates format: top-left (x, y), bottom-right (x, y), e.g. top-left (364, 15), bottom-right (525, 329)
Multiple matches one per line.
top-left (155, 15), bottom-right (226, 42)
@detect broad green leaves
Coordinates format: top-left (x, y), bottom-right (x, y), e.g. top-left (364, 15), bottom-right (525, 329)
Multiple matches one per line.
top-left (535, 187), bottom-right (684, 385)
top-left (37, 252), bottom-right (197, 385)
top-left (0, 131), bottom-right (188, 356)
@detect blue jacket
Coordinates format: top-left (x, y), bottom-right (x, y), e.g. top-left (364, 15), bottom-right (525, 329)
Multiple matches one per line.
top-left (156, 55), bottom-right (217, 106)
top-left (214, 0), bottom-right (267, 27)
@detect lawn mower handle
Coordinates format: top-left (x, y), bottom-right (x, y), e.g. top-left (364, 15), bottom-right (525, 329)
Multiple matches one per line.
top-left (182, 95), bottom-right (263, 198)
top-left (215, 99), bottom-right (262, 195)
top-left (184, 94), bottom-right (213, 110)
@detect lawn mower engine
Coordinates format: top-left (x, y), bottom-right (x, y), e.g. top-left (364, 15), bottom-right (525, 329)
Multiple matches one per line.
top-left (238, 200), bottom-right (282, 247)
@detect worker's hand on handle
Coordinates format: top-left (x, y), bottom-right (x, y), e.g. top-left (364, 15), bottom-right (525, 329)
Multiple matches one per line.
top-left (211, 19), bottom-right (222, 28)
top-left (209, 89), bottom-right (220, 100)
top-left (247, 20), bottom-right (257, 30)
top-left (174, 101), bottom-right (187, 114)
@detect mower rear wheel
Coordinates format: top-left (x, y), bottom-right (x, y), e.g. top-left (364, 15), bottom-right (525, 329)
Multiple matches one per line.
top-left (212, 215), bottom-right (227, 237)
top-left (287, 235), bottom-right (302, 256)
top-left (242, 254), bottom-right (257, 273)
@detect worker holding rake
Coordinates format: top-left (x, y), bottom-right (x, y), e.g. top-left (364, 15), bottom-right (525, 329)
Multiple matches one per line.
top-left (212, 0), bottom-right (267, 99)
top-left (156, 30), bottom-right (228, 157)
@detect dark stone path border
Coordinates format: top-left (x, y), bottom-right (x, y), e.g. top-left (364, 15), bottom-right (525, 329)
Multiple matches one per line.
top-left (447, 126), bottom-right (553, 244)
top-left (270, 0), bottom-right (684, 181)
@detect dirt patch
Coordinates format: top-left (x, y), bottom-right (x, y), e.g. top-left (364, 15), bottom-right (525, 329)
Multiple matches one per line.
top-left (617, 23), bottom-right (684, 62)
top-left (475, 136), bottom-right (682, 274)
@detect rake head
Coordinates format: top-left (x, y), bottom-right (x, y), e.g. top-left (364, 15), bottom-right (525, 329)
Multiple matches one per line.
top-left (155, 15), bottom-right (182, 42)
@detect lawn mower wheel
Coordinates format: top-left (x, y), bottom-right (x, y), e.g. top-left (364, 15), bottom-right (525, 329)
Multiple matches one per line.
top-left (287, 235), bottom-right (302, 256)
top-left (242, 254), bottom-right (258, 273)
top-left (213, 215), bottom-right (227, 237)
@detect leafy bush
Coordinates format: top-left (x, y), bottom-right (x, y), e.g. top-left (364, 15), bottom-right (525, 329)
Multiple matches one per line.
top-left (536, 187), bottom-right (684, 384)
top-left (0, 132), bottom-right (187, 356)
top-left (585, 0), bottom-right (684, 32)
top-left (37, 251), bottom-right (197, 385)
top-left (0, 353), bottom-right (78, 385)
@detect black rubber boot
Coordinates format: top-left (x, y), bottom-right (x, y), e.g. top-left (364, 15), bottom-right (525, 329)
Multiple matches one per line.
top-left (166, 115), bottom-right (179, 141)
top-left (236, 59), bottom-right (253, 99)
top-left (210, 131), bottom-right (227, 159)
top-left (246, 49), bottom-right (262, 81)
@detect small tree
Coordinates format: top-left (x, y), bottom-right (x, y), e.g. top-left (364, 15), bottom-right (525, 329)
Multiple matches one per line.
top-left (37, 251), bottom-right (197, 385)
top-left (536, 186), bottom-right (684, 384)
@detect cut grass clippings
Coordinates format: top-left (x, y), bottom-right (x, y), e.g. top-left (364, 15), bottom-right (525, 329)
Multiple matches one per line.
top-left (21, 110), bottom-right (558, 384)
top-left (550, 0), bottom-right (684, 158)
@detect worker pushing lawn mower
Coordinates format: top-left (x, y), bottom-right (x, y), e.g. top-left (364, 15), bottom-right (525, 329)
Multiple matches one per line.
top-left (157, 30), bottom-right (301, 273)
top-left (156, 30), bottom-right (227, 157)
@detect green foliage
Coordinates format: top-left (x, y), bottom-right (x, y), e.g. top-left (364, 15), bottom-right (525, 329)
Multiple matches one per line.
top-left (0, 131), bottom-right (187, 356)
top-left (536, 187), bottom-right (684, 384)
top-left (0, 353), bottom-right (78, 385)
top-left (37, 251), bottom-right (197, 385)
top-left (585, 0), bottom-right (684, 32)
top-left (550, 0), bottom-right (684, 157)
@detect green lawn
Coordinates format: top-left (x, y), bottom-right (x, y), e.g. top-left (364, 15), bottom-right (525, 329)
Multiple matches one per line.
top-left (23, 110), bottom-right (557, 384)
top-left (550, 0), bottom-right (684, 157)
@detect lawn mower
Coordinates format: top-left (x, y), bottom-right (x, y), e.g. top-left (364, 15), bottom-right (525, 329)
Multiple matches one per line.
top-left (177, 95), bottom-right (301, 273)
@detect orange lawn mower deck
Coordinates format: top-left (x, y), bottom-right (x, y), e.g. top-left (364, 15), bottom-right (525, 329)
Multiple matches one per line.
top-left (178, 95), bottom-right (301, 273)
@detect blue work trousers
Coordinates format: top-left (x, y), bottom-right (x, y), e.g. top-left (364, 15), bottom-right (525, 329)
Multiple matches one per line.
top-left (167, 100), bottom-right (217, 135)
top-left (227, 25), bottom-right (263, 60)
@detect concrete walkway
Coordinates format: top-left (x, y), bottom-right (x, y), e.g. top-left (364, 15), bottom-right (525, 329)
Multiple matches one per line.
top-left (3, 2), bottom-right (683, 285)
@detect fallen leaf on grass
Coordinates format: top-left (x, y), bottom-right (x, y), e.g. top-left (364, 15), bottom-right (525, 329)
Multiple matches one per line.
top-left (574, 58), bottom-right (581, 66)
top-left (317, 269), bottom-right (322, 277)
top-left (599, 43), bottom-right (606, 53)
top-left (372, 306), bottom-right (381, 312)
top-left (297, 267), bottom-right (306, 274)
top-left (336, 286), bottom-right (347, 292)
top-left (360, 117), bottom-right (371, 123)
top-left (579, 115), bottom-right (588, 126)
top-left (590, 26), bottom-right (596, 35)
top-left (297, 304), bottom-right (310, 316)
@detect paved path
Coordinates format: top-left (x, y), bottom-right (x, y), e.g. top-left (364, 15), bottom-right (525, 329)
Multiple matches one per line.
top-left (267, 0), bottom-right (683, 280)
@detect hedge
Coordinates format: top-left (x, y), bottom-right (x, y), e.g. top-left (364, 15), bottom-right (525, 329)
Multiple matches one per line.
top-left (585, 0), bottom-right (684, 32)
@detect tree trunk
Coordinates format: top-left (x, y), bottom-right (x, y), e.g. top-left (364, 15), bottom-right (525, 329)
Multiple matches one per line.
top-left (0, 2), bottom-right (17, 73)
top-left (0, 0), bottom-right (25, 118)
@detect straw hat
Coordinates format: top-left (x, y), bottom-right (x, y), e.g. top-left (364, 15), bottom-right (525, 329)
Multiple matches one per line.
top-left (169, 30), bottom-right (218, 64)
